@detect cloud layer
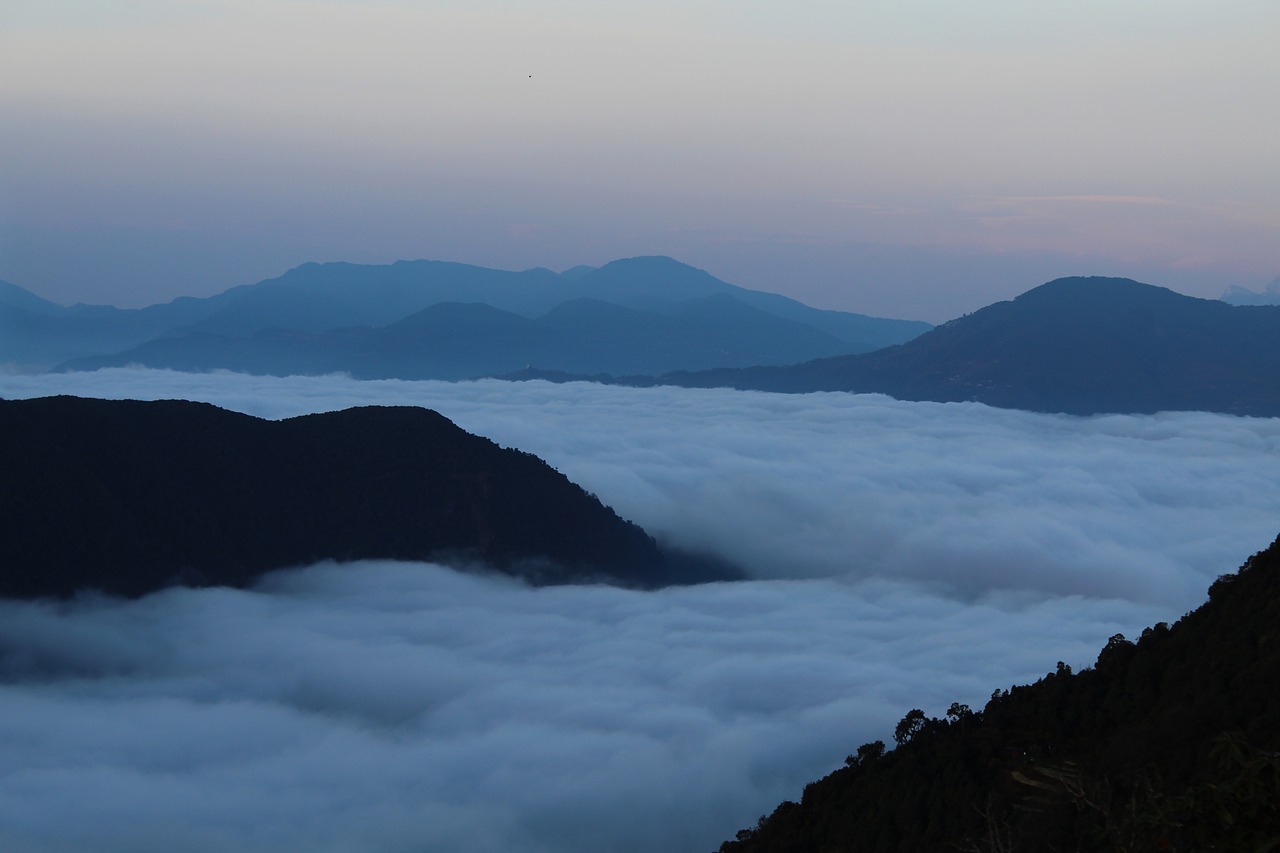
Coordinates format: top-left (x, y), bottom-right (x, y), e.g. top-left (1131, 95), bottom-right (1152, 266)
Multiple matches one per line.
top-left (0, 563), bottom-right (1163, 853)
top-left (1, 369), bottom-right (1278, 851)
top-left (8, 369), bottom-right (1279, 605)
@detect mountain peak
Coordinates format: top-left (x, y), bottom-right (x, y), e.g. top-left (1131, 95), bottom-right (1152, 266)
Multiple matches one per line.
top-left (655, 274), bottom-right (1280, 416)
top-left (598, 255), bottom-right (688, 269)
top-left (0, 280), bottom-right (64, 314)
top-left (1019, 275), bottom-right (1164, 298)
top-left (1010, 276), bottom-right (1202, 314)
top-left (579, 256), bottom-right (732, 304)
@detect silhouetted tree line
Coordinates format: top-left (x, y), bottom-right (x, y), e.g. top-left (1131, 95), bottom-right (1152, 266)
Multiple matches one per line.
top-left (717, 533), bottom-right (1280, 852)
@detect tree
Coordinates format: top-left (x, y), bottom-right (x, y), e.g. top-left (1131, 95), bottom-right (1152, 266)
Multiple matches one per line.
top-left (846, 740), bottom-right (886, 767)
top-left (895, 709), bottom-right (927, 746)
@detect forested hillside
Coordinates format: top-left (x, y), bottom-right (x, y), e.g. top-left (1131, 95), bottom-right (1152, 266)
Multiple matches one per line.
top-left (0, 396), bottom-right (735, 598)
top-left (718, 533), bottom-right (1280, 851)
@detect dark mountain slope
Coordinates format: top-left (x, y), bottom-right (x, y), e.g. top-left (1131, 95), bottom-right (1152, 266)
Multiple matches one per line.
top-left (0, 396), bottom-right (734, 599)
top-left (662, 277), bottom-right (1280, 416)
top-left (716, 532), bottom-right (1280, 852)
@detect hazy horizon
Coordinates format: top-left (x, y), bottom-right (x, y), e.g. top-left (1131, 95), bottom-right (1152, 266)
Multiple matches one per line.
top-left (3, 1), bottom-right (1278, 322)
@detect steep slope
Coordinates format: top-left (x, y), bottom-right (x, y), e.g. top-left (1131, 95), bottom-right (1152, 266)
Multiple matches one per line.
top-left (716, 532), bottom-right (1280, 852)
top-left (0, 396), bottom-right (735, 599)
top-left (663, 276), bottom-right (1280, 417)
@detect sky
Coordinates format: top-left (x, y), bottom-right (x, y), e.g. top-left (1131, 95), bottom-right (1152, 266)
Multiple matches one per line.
top-left (2, 1), bottom-right (1278, 321)
top-left (3, 369), bottom-right (1280, 851)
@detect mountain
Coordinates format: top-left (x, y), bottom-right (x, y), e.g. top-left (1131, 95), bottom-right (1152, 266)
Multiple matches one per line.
top-left (180, 256), bottom-right (929, 351)
top-left (0, 396), bottom-right (737, 599)
top-left (654, 276), bottom-right (1280, 417)
top-left (0, 281), bottom-right (217, 371)
top-left (5, 258), bottom-right (930, 372)
top-left (178, 259), bottom-right (567, 336)
top-left (1222, 275), bottom-right (1280, 306)
top-left (716, 531), bottom-right (1280, 852)
top-left (54, 292), bottom-right (894, 379)
top-left (0, 279), bottom-right (64, 315)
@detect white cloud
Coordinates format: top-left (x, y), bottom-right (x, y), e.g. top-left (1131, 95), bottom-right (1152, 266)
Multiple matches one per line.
top-left (0, 562), bottom-right (1164, 853)
top-left (1, 369), bottom-right (1277, 850)
top-left (7, 369), bottom-right (1276, 604)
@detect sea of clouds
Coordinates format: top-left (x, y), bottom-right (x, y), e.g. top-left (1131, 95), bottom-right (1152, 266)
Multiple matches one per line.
top-left (2, 369), bottom-right (1279, 852)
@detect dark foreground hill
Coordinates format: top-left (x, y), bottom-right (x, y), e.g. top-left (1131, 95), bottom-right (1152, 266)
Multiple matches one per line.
top-left (0, 396), bottom-right (735, 598)
top-left (656, 277), bottom-right (1280, 417)
top-left (716, 533), bottom-right (1280, 852)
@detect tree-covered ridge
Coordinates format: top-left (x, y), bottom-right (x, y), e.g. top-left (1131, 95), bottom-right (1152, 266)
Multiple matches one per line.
top-left (0, 396), bottom-right (736, 599)
top-left (718, 533), bottom-right (1280, 852)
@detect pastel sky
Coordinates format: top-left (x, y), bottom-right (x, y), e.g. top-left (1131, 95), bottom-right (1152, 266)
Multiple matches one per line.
top-left (2, 0), bottom-right (1278, 321)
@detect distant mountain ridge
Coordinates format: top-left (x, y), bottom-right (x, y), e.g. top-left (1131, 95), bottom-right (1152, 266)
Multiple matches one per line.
top-left (640, 276), bottom-right (1280, 417)
top-left (1221, 275), bottom-right (1280, 306)
top-left (0, 396), bottom-right (737, 599)
top-left (1, 257), bottom-right (931, 373)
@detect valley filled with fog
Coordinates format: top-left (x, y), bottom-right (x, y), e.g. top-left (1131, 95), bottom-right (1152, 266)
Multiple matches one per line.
top-left (3, 370), bottom-right (1279, 853)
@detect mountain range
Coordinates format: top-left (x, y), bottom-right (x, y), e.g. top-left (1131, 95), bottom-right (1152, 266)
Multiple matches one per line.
top-left (11, 263), bottom-right (1280, 417)
top-left (602, 276), bottom-right (1280, 417)
top-left (0, 257), bottom-right (930, 375)
top-left (0, 396), bottom-right (736, 599)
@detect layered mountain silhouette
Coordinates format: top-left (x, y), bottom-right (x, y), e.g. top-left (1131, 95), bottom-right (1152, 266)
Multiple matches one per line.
top-left (717, 531), bottom-right (1280, 852)
top-left (0, 280), bottom-right (212, 371)
top-left (0, 396), bottom-right (737, 599)
top-left (641, 276), bottom-right (1280, 417)
top-left (0, 256), bottom-right (929, 374)
top-left (54, 295), bottom-right (888, 380)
